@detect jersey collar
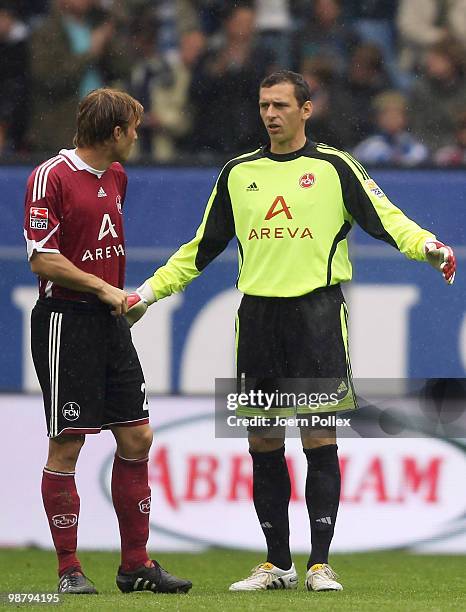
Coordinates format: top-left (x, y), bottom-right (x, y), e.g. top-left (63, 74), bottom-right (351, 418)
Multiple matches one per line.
top-left (262, 139), bottom-right (316, 162)
top-left (59, 149), bottom-right (106, 178)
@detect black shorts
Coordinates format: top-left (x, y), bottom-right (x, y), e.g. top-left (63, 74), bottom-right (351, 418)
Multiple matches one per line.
top-left (31, 299), bottom-right (148, 438)
top-left (235, 284), bottom-right (356, 417)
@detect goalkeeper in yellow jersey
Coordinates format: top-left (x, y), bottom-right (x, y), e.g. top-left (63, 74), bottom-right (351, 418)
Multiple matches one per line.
top-left (126, 70), bottom-right (456, 593)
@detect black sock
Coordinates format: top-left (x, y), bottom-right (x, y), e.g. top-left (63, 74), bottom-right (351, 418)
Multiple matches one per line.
top-left (250, 446), bottom-right (292, 570)
top-left (304, 444), bottom-right (340, 569)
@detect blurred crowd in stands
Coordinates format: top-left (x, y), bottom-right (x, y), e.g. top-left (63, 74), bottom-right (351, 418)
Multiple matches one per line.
top-left (0, 0), bottom-right (465, 165)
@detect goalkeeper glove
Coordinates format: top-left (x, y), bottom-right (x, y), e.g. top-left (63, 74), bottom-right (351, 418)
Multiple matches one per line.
top-left (425, 240), bottom-right (456, 285)
top-left (125, 281), bottom-right (156, 327)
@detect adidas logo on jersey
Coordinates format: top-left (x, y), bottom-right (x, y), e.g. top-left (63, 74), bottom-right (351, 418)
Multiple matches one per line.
top-left (246, 182), bottom-right (259, 191)
top-left (97, 186), bottom-right (107, 198)
top-left (337, 380), bottom-right (348, 394)
top-left (316, 516), bottom-right (332, 525)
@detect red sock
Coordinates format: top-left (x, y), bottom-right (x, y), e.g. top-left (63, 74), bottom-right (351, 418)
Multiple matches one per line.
top-left (111, 454), bottom-right (151, 572)
top-left (41, 469), bottom-right (81, 577)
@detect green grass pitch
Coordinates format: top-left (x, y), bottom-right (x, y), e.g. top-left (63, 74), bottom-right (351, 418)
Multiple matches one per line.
top-left (0, 549), bottom-right (465, 611)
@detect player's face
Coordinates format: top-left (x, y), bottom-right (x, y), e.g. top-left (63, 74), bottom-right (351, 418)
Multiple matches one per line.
top-left (259, 83), bottom-right (312, 145)
top-left (113, 118), bottom-right (139, 162)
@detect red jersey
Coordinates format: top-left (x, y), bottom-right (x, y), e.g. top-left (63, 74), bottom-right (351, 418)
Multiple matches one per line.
top-left (24, 149), bottom-right (127, 301)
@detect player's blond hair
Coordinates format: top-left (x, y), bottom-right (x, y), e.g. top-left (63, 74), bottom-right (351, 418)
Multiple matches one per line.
top-left (74, 89), bottom-right (144, 148)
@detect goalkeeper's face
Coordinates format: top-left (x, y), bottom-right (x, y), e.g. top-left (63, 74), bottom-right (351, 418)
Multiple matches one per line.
top-left (259, 82), bottom-right (312, 146)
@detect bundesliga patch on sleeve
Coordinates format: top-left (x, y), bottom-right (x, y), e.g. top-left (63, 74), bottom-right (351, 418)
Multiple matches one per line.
top-left (30, 207), bottom-right (49, 229)
top-left (364, 179), bottom-right (385, 198)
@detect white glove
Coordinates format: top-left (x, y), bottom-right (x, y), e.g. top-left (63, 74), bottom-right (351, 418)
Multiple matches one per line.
top-left (424, 240), bottom-right (456, 285)
top-left (125, 281), bottom-right (156, 327)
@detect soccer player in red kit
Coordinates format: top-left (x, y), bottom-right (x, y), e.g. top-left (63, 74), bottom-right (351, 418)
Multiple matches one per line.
top-left (24, 89), bottom-right (192, 596)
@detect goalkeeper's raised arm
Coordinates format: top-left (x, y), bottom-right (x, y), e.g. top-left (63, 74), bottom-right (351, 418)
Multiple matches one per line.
top-left (314, 147), bottom-right (456, 282)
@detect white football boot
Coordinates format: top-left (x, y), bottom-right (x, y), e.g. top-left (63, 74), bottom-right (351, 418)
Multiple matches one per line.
top-left (305, 563), bottom-right (343, 591)
top-left (229, 562), bottom-right (298, 591)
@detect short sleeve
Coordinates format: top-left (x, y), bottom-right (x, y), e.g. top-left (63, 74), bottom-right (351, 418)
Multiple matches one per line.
top-left (23, 166), bottom-right (62, 261)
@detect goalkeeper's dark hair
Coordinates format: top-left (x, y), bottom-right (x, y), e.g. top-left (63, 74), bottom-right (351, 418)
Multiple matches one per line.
top-left (260, 70), bottom-right (311, 108)
top-left (74, 89), bottom-right (144, 148)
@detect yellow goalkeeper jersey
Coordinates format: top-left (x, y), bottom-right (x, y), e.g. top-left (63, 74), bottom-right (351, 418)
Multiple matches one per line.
top-left (148, 141), bottom-right (435, 299)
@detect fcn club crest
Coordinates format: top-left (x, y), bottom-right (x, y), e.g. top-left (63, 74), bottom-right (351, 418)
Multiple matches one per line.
top-left (299, 173), bottom-right (316, 188)
top-left (139, 496), bottom-right (151, 514)
top-left (52, 514), bottom-right (78, 528)
top-left (62, 402), bottom-right (80, 421)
